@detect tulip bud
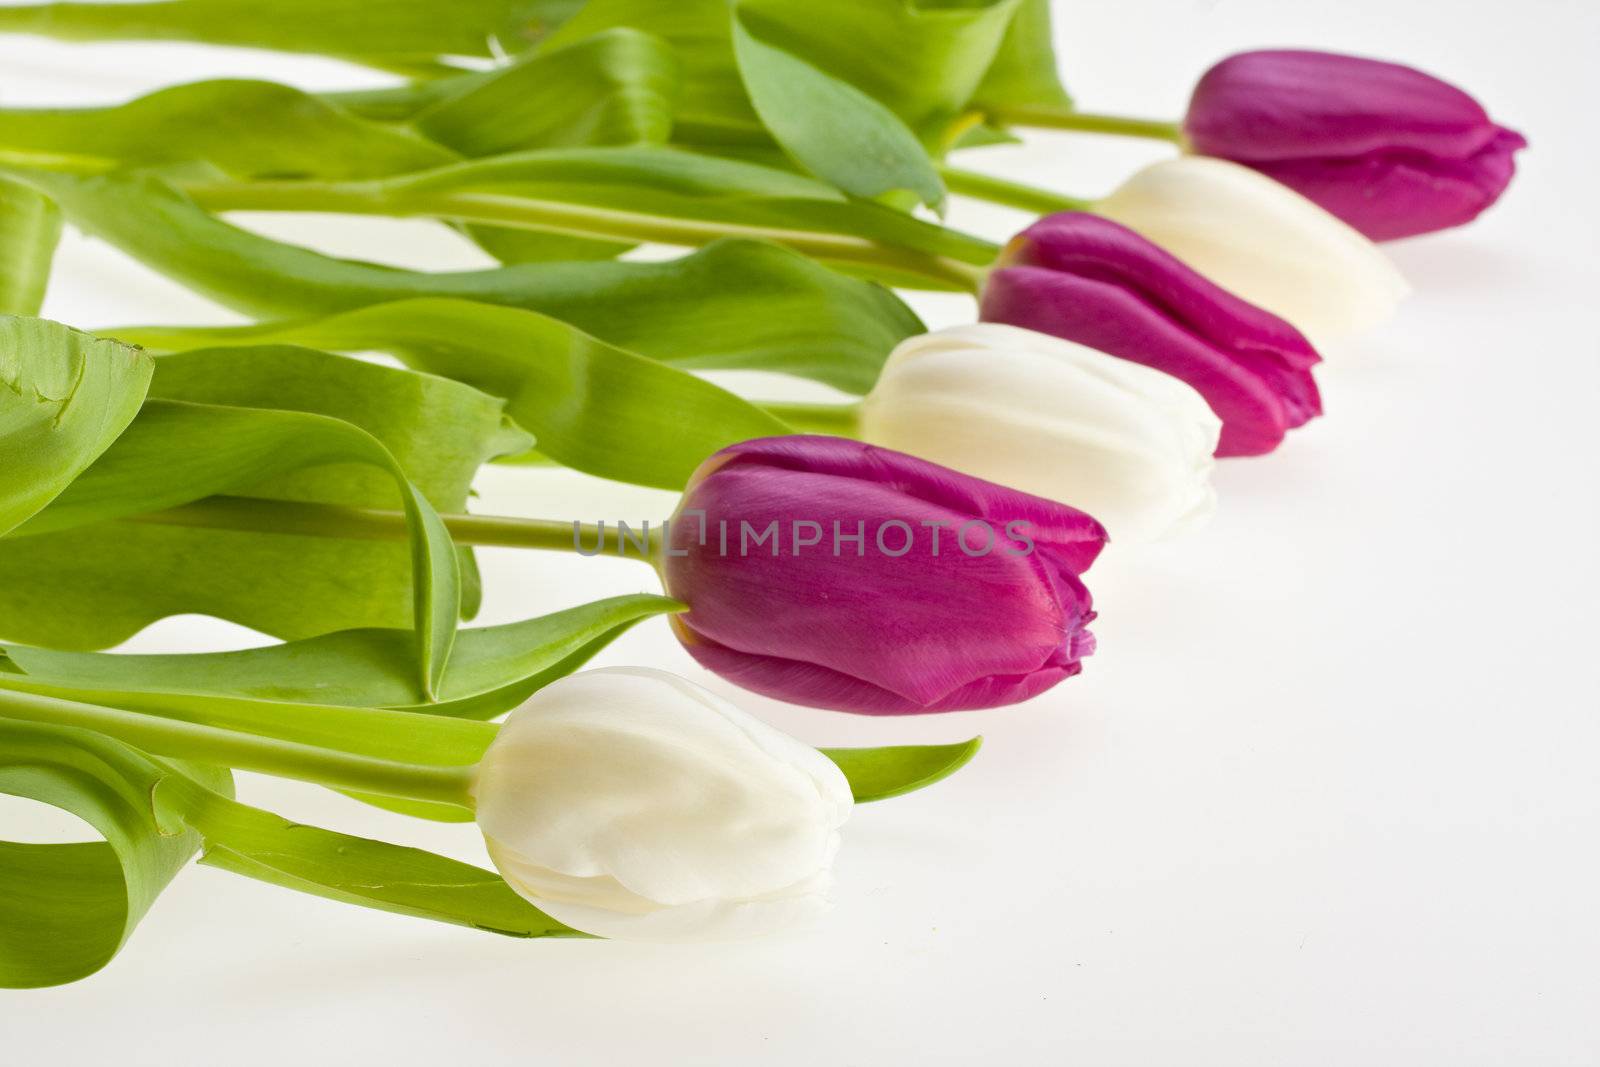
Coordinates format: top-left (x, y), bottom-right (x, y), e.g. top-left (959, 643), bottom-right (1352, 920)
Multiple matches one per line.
top-left (662, 436), bottom-right (1107, 714)
top-left (1183, 49), bottom-right (1527, 241)
top-left (1093, 156), bottom-right (1410, 342)
top-left (475, 667), bottom-right (852, 941)
top-left (980, 212), bottom-right (1320, 458)
top-left (860, 324), bottom-right (1220, 540)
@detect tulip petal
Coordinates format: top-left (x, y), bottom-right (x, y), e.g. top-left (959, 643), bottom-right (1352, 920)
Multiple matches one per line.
top-left (982, 214), bottom-right (1320, 456)
top-left (663, 436), bottom-right (1105, 713)
top-left (476, 668), bottom-right (850, 909)
top-left (861, 323), bottom-right (1221, 538)
top-left (1094, 156), bottom-right (1409, 342)
top-left (1183, 49), bottom-right (1527, 239)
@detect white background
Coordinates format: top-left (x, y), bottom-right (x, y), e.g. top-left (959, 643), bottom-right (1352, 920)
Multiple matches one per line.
top-left (3, 1), bottom-right (1598, 1063)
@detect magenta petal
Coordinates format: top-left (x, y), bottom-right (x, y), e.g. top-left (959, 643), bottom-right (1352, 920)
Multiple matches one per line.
top-left (663, 436), bottom-right (1106, 714)
top-left (1184, 49), bottom-right (1526, 239)
top-left (1249, 127), bottom-right (1528, 240)
top-left (980, 212), bottom-right (1321, 457)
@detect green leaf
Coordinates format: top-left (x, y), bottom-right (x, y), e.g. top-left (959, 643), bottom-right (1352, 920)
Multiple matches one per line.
top-left (549, 0), bottom-right (1022, 150)
top-left (116, 299), bottom-right (790, 489)
top-left (822, 737), bottom-right (983, 803)
top-left (541, 0), bottom-right (764, 146)
top-left (13, 395), bottom-right (462, 698)
top-left (0, 80), bottom-right (454, 180)
top-left (15, 170), bottom-right (922, 392)
top-left (0, 717), bottom-right (232, 988)
top-left (415, 28), bottom-right (679, 156)
top-left (169, 781), bottom-right (579, 937)
top-left (0, 716), bottom-right (571, 987)
top-left (169, 146), bottom-right (994, 282)
top-left (970, 0), bottom-right (1073, 113)
top-left (313, 144), bottom-right (888, 224)
top-left (730, 7), bottom-right (944, 208)
top-left (3, 594), bottom-right (685, 721)
top-left (0, 316), bottom-right (152, 536)
top-left (0, 346), bottom-right (526, 658)
top-left (735, 0), bottom-right (1021, 143)
top-left (0, 178), bottom-right (63, 315)
top-left (0, 0), bottom-right (582, 67)
top-left (456, 222), bottom-right (633, 265)
top-left (2, 604), bottom-right (985, 813)
top-left (0, 80), bottom-right (626, 263)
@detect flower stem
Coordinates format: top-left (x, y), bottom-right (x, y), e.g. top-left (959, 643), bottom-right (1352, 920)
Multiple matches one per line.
top-left (0, 687), bottom-right (476, 807)
top-left (983, 104), bottom-right (1185, 143)
top-left (179, 179), bottom-right (989, 293)
top-left (938, 165), bottom-right (1095, 216)
top-left (129, 495), bottom-right (660, 562)
top-left (761, 400), bottom-right (864, 437)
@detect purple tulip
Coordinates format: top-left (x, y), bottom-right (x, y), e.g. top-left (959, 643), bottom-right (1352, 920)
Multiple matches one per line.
top-left (980, 212), bottom-right (1322, 457)
top-left (661, 436), bottom-right (1107, 715)
top-left (1183, 49), bottom-right (1527, 240)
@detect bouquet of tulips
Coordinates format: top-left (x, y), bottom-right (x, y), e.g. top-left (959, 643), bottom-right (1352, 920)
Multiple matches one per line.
top-left (0, 0), bottom-right (1522, 986)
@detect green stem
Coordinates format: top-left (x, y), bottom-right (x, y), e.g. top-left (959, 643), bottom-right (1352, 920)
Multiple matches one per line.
top-left (130, 495), bottom-right (660, 562)
top-left (938, 165), bottom-right (1095, 216)
top-left (0, 687), bottom-right (475, 807)
top-left (762, 400), bottom-right (864, 437)
top-left (180, 179), bottom-right (988, 293)
top-left (984, 103), bottom-right (1185, 143)
top-left (0, 145), bottom-right (112, 173)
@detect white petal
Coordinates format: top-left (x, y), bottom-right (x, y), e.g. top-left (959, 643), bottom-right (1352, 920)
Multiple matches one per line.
top-left (488, 840), bottom-right (836, 942)
top-left (860, 324), bottom-right (1221, 542)
top-left (1095, 156), bottom-right (1409, 343)
top-left (474, 668), bottom-right (850, 929)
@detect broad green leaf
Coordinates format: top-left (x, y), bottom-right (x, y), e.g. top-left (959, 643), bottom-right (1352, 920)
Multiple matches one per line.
top-left (11, 396), bottom-right (463, 697)
top-left (969, 0), bottom-right (1072, 114)
top-left (416, 28), bottom-right (679, 155)
top-left (18, 171), bottom-right (921, 392)
top-left (0, 717), bottom-right (231, 988)
top-left (116, 299), bottom-right (790, 489)
top-left (542, 0), bottom-right (764, 146)
top-left (0, 316), bottom-right (152, 535)
top-left (0, 178), bottom-right (62, 314)
top-left (731, 7), bottom-right (944, 208)
top-left (0, 80), bottom-right (453, 180)
top-left (167, 781), bottom-right (579, 937)
top-left (3, 594), bottom-right (685, 722)
top-left (0, 345), bottom-right (527, 656)
top-left (457, 223), bottom-right (633, 265)
top-left (822, 738), bottom-right (983, 803)
top-left (410, 28), bottom-right (681, 264)
top-left (0, 0), bottom-right (581, 67)
top-left (2, 591), bottom-right (668, 822)
top-left (738, 0), bottom-right (1020, 143)
top-left (548, 0), bottom-right (1021, 149)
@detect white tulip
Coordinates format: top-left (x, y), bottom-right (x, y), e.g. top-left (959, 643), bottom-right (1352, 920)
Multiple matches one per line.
top-left (859, 324), bottom-right (1221, 543)
top-left (473, 667), bottom-right (852, 942)
top-left (1094, 156), bottom-right (1409, 343)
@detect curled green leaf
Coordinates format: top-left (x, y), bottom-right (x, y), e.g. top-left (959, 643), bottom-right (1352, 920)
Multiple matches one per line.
top-left (0, 717), bottom-right (232, 988)
top-left (0, 346), bottom-right (525, 663)
top-left (0, 315), bottom-right (152, 536)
